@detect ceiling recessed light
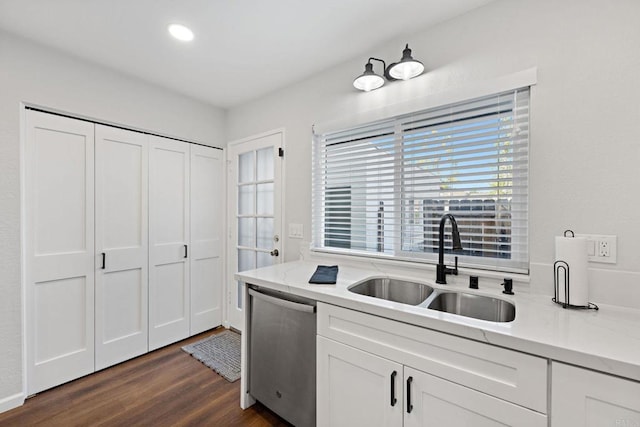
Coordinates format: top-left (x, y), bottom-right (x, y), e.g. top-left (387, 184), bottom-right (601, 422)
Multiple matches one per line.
top-left (168, 24), bottom-right (194, 42)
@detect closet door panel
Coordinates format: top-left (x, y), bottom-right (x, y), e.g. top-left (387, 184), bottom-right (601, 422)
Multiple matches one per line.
top-left (190, 145), bottom-right (223, 335)
top-left (95, 125), bottom-right (148, 370)
top-left (25, 110), bottom-right (95, 394)
top-left (149, 136), bottom-right (190, 350)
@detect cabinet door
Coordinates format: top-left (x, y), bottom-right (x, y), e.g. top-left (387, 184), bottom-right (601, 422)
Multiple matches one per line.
top-left (25, 110), bottom-right (95, 394)
top-left (404, 366), bottom-right (546, 427)
top-left (189, 145), bottom-right (223, 335)
top-left (552, 362), bottom-right (640, 427)
top-left (149, 136), bottom-right (190, 350)
top-left (95, 125), bottom-right (149, 370)
top-left (317, 336), bottom-right (403, 427)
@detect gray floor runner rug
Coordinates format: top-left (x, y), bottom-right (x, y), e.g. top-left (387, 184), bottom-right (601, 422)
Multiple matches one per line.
top-left (182, 330), bottom-right (241, 382)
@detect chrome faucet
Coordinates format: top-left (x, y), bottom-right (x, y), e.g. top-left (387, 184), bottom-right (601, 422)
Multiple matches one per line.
top-left (436, 213), bottom-right (463, 284)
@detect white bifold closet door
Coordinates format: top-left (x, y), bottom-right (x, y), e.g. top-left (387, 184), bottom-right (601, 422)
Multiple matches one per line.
top-left (149, 136), bottom-right (190, 350)
top-left (25, 110), bottom-right (96, 394)
top-left (190, 145), bottom-right (223, 334)
top-left (94, 125), bottom-right (149, 370)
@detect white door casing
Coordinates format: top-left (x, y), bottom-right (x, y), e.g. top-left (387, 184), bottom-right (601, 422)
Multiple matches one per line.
top-left (25, 110), bottom-right (96, 394)
top-left (149, 136), bottom-right (190, 350)
top-left (226, 131), bottom-right (283, 331)
top-left (94, 125), bottom-right (149, 370)
top-left (190, 144), bottom-right (223, 335)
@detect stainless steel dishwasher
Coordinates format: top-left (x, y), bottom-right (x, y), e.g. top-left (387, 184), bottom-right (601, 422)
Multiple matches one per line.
top-left (248, 284), bottom-right (316, 427)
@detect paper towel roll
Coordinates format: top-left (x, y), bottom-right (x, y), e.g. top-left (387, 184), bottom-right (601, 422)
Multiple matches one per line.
top-left (555, 236), bottom-right (589, 306)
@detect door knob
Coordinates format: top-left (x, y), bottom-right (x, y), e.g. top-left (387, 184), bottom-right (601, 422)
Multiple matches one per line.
top-left (270, 249), bottom-right (279, 257)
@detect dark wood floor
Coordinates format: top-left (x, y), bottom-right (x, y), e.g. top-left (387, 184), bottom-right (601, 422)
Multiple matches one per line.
top-left (0, 328), bottom-right (291, 426)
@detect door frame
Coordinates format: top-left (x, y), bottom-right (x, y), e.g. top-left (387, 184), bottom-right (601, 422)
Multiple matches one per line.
top-left (223, 128), bottom-right (285, 330)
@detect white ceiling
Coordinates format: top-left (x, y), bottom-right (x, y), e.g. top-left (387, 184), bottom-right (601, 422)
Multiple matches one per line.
top-left (0, 0), bottom-right (494, 109)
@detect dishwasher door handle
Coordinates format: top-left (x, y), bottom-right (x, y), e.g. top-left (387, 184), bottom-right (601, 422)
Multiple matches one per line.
top-left (249, 288), bottom-right (316, 313)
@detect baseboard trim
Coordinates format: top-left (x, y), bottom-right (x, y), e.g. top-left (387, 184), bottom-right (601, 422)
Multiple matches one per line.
top-left (0, 392), bottom-right (25, 414)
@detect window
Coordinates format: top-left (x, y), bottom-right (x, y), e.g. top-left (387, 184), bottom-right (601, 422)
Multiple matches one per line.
top-left (312, 88), bottom-right (530, 273)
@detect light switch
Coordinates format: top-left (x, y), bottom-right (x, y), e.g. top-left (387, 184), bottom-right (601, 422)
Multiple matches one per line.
top-left (586, 240), bottom-right (595, 257)
top-left (289, 223), bottom-right (304, 239)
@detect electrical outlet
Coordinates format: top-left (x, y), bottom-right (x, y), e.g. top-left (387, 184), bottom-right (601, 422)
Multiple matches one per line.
top-left (576, 234), bottom-right (617, 264)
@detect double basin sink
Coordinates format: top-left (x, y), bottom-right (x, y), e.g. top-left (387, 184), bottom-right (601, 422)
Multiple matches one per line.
top-left (348, 277), bottom-right (515, 323)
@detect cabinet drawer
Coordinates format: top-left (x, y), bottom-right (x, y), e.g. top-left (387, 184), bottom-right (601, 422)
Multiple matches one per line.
top-left (318, 303), bottom-right (547, 413)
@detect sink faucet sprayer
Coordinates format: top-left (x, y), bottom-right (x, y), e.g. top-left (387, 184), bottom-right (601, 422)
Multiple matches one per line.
top-left (436, 213), bottom-right (463, 284)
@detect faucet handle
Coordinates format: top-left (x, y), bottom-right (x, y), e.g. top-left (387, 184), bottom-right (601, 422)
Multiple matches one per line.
top-left (452, 256), bottom-right (459, 275)
top-left (502, 278), bottom-right (514, 295)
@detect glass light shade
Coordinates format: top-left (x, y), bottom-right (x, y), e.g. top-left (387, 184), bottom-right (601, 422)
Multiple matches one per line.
top-left (353, 74), bottom-right (385, 91)
top-left (388, 44), bottom-right (424, 80)
top-left (168, 24), bottom-right (194, 41)
top-left (388, 61), bottom-right (424, 80)
top-left (353, 62), bottom-right (384, 91)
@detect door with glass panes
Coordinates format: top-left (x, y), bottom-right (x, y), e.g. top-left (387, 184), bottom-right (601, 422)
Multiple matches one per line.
top-left (227, 131), bottom-right (282, 331)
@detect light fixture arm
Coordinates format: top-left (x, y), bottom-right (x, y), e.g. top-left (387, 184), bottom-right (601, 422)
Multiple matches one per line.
top-left (367, 57), bottom-right (397, 82)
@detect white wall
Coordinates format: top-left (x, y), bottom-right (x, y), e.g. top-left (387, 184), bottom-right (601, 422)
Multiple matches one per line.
top-left (0, 31), bottom-right (225, 409)
top-left (227, 0), bottom-right (640, 306)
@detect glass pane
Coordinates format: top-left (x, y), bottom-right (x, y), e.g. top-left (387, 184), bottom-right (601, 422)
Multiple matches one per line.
top-left (238, 217), bottom-right (255, 248)
top-left (256, 217), bottom-right (274, 250)
top-left (256, 183), bottom-right (274, 215)
top-left (238, 184), bottom-right (254, 215)
top-left (239, 151), bottom-right (254, 183)
top-left (256, 147), bottom-right (274, 181)
top-left (236, 281), bottom-right (243, 310)
top-left (238, 249), bottom-right (255, 272)
top-left (257, 251), bottom-right (273, 269)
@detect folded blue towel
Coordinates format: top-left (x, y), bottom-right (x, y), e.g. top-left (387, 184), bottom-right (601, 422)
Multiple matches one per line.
top-left (309, 265), bottom-right (339, 284)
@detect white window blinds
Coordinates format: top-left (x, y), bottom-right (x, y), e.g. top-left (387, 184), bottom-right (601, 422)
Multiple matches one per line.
top-left (312, 87), bottom-right (530, 273)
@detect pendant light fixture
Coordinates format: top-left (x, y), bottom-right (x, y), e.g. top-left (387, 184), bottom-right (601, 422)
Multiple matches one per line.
top-left (353, 59), bottom-right (386, 92)
top-left (353, 44), bottom-right (424, 91)
top-left (388, 44), bottom-right (424, 80)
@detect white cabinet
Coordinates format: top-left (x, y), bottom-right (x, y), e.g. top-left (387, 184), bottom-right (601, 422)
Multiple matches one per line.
top-left (25, 110), bottom-right (96, 394)
top-left (552, 362), bottom-right (640, 427)
top-left (95, 125), bottom-right (149, 370)
top-left (404, 366), bottom-right (545, 427)
top-left (317, 303), bottom-right (547, 427)
top-left (318, 336), bottom-right (546, 427)
top-left (317, 336), bottom-right (403, 427)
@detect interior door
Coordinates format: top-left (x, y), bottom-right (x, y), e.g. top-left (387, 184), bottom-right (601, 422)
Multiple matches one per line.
top-left (25, 110), bottom-right (95, 394)
top-left (190, 144), bottom-right (223, 335)
top-left (226, 131), bottom-right (283, 331)
top-left (94, 125), bottom-right (149, 370)
top-left (149, 136), bottom-right (190, 350)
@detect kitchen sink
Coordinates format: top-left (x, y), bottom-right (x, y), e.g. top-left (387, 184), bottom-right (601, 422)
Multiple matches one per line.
top-left (348, 278), bottom-right (434, 305)
top-left (427, 291), bottom-right (516, 322)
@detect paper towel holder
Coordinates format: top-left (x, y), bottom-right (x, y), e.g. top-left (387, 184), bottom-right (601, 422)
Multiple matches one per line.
top-left (553, 259), bottom-right (599, 310)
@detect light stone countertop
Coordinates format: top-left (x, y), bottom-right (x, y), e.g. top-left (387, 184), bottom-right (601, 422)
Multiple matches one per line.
top-left (236, 260), bottom-right (640, 382)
